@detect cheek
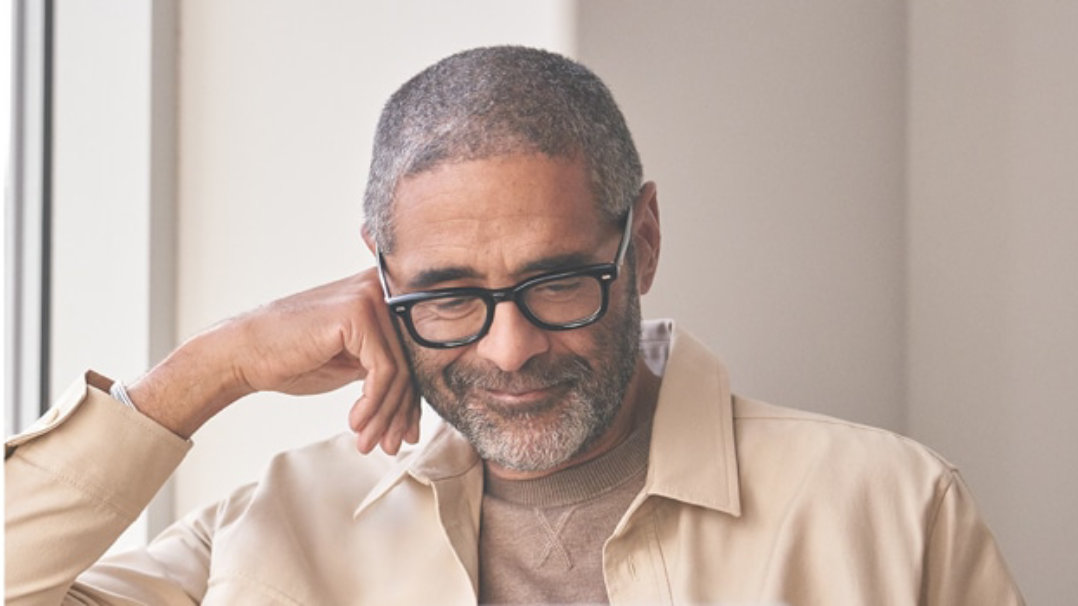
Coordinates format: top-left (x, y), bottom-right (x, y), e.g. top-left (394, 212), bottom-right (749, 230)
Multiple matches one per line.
top-left (546, 281), bottom-right (637, 359)
top-left (542, 324), bottom-right (608, 365)
top-left (404, 341), bottom-right (463, 384)
top-left (556, 330), bottom-right (600, 357)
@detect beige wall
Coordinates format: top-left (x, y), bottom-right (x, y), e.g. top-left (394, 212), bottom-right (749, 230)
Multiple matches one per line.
top-left (577, 1), bottom-right (908, 432)
top-left (173, 1), bottom-right (1076, 601)
top-left (907, 2), bottom-right (1078, 602)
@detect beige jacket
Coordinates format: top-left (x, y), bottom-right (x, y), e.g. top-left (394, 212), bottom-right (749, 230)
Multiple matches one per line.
top-left (6, 321), bottom-right (1023, 605)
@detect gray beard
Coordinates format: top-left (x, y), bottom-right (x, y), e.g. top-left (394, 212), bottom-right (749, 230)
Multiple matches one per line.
top-left (410, 293), bottom-right (641, 472)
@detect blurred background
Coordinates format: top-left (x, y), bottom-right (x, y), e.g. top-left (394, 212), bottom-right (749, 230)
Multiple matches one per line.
top-left (5, 1), bottom-right (1075, 602)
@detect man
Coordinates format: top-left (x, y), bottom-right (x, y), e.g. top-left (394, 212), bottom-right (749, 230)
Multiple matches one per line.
top-left (6, 46), bottom-right (1022, 604)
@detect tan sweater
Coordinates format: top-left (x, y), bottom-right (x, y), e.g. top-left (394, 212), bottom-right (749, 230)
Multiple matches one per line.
top-left (478, 423), bottom-right (651, 604)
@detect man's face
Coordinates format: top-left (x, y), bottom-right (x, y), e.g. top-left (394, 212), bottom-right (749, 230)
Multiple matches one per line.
top-left (382, 154), bottom-right (641, 472)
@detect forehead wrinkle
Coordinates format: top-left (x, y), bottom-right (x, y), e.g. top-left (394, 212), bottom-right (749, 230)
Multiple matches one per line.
top-left (392, 203), bottom-right (619, 285)
top-left (386, 153), bottom-right (611, 290)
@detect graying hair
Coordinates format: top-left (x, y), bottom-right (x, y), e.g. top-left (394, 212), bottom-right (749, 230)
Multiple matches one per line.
top-left (362, 46), bottom-right (643, 252)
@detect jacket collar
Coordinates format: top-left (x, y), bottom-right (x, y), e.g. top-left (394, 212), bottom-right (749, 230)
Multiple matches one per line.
top-left (642, 321), bottom-right (742, 516)
top-left (354, 320), bottom-right (742, 518)
top-left (353, 422), bottom-right (480, 519)
top-left (351, 411), bottom-right (485, 594)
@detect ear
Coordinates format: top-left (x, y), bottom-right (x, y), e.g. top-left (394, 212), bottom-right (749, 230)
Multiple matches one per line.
top-left (632, 182), bottom-right (661, 295)
top-left (361, 224), bottom-right (377, 255)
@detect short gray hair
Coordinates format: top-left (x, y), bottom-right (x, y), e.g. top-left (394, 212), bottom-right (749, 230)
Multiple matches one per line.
top-left (363, 46), bottom-right (643, 252)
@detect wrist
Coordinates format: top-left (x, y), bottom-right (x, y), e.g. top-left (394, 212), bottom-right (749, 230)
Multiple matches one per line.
top-left (128, 327), bottom-right (251, 438)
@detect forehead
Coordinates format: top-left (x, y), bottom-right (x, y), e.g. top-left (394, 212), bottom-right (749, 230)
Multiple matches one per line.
top-left (388, 154), bottom-right (609, 280)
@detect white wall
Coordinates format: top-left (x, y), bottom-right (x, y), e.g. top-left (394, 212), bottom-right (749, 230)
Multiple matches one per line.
top-left (175, 0), bottom-right (575, 515)
top-left (907, 1), bottom-right (1078, 602)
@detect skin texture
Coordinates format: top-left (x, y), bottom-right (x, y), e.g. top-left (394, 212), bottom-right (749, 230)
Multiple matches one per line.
top-left (127, 153), bottom-right (662, 477)
top-left (129, 268), bottom-right (421, 454)
top-left (379, 153), bottom-right (662, 479)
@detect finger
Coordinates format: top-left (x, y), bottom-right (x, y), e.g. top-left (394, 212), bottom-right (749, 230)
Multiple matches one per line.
top-left (346, 304), bottom-right (400, 433)
top-left (342, 272), bottom-right (420, 454)
top-left (347, 289), bottom-right (410, 429)
top-left (350, 360), bottom-right (400, 454)
top-left (348, 393), bottom-right (376, 437)
top-left (356, 294), bottom-right (417, 453)
top-left (404, 397), bottom-right (421, 445)
top-left (379, 392), bottom-right (410, 454)
top-left (379, 427), bottom-right (402, 456)
top-left (380, 382), bottom-right (419, 454)
top-left (356, 363), bottom-right (411, 453)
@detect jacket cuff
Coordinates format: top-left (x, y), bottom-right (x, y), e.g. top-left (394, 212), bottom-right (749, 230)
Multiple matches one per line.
top-left (6, 371), bottom-right (191, 518)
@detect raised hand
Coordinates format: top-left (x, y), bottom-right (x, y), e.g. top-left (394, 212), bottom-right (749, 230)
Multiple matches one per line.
top-left (127, 268), bottom-right (420, 455)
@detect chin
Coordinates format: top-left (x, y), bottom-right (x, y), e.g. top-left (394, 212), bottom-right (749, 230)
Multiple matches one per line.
top-left (462, 399), bottom-right (615, 472)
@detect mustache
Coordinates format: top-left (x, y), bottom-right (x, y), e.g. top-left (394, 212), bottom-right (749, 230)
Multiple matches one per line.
top-left (443, 354), bottom-right (594, 395)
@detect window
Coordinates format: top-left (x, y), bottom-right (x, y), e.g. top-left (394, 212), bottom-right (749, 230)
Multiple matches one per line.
top-left (6, 0), bottom-right (52, 435)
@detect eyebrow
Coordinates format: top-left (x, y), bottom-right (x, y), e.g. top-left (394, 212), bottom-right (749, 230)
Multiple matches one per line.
top-left (518, 252), bottom-right (599, 275)
top-left (406, 251), bottom-right (602, 291)
top-left (407, 266), bottom-right (482, 291)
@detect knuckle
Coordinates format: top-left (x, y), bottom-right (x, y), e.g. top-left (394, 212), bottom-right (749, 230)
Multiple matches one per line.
top-left (376, 357), bottom-right (398, 380)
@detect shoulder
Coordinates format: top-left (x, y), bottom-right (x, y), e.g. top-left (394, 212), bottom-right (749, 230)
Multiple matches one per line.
top-left (732, 396), bottom-right (958, 505)
top-left (735, 396), bottom-right (954, 469)
top-left (186, 431), bottom-right (425, 548)
top-left (253, 432), bottom-right (416, 504)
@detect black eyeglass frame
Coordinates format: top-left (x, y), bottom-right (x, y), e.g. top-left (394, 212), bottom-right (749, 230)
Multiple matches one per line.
top-left (376, 206), bottom-right (634, 349)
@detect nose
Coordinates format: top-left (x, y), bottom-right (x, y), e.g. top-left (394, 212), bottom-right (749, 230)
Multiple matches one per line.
top-left (474, 301), bottom-right (551, 372)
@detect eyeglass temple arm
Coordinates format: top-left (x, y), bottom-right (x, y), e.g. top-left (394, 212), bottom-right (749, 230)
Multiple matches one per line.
top-left (375, 248), bottom-right (394, 300)
top-left (615, 206), bottom-right (634, 268)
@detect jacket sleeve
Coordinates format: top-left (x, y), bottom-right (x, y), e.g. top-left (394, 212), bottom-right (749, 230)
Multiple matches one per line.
top-left (920, 470), bottom-right (1025, 605)
top-left (67, 486), bottom-right (258, 605)
top-left (4, 372), bottom-right (194, 605)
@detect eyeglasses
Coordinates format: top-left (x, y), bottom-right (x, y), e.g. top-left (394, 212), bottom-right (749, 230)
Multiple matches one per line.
top-left (376, 207), bottom-right (633, 349)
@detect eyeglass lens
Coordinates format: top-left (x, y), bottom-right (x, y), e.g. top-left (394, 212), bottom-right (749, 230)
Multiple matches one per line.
top-left (408, 273), bottom-right (604, 344)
